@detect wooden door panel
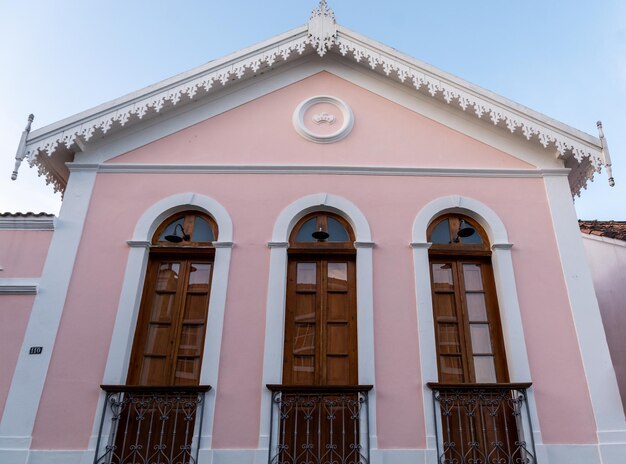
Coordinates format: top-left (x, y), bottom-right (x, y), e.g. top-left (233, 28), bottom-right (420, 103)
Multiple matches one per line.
top-left (326, 356), bottom-right (350, 385)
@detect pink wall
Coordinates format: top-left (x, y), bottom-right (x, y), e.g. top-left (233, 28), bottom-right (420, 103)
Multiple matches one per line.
top-left (0, 229), bottom-right (51, 278)
top-left (0, 296), bottom-right (34, 419)
top-left (583, 236), bottom-right (626, 415)
top-left (0, 229), bottom-right (51, 419)
top-left (31, 72), bottom-right (595, 450)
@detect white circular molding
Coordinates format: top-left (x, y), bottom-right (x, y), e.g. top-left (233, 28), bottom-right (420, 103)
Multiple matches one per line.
top-left (293, 95), bottom-right (354, 143)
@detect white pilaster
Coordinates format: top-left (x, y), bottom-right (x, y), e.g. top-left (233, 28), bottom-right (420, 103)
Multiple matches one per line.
top-left (543, 175), bottom-right (626, 462)
top-left (0, 170), bottom-right (97, 464)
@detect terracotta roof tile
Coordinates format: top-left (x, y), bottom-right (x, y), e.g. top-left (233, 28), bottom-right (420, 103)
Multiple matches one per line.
top-left (579, 220), bottom-right (626, 242)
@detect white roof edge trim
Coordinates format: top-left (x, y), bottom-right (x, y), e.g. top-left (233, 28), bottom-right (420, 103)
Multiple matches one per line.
top-left (17, 16), bottom-right (605, 196)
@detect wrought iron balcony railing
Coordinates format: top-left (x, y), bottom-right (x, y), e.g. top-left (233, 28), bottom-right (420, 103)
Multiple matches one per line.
top-left (94, 385), bottom-right (211, 464)
top-left (266, 384), bottom-right (373, 464)
top-left (428, 382), bottom-right (537, 464)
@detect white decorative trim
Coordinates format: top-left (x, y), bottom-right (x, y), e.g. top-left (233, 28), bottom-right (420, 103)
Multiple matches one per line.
top-left (125, 240), bottom-right (150, 248)
top-left (411, 195), bottom-right (543, 455)
top-left (0, 278), bottom-right (39, 295)
top-left (410, 242), bottom-right (432, 249)
top-left (308, 1), bottom-right (337, 57)
top-left (543, 175), bottom-right (626, 443)
top-left (292, 96), bottom-right (354, 143)
top-left (20, 24), bottom-right (603, 195)
top-left (267, 241), bottom-right (288, 248)
top-left (0, 217), bottom-right (55, 230)
top-left (259, 193), bottom-right (377, 451)
top-left (92, 163), bottom-right (570, 178)
top-left (212, 241), bottom-right (234, 248)
top-left (93, 193), bottom-right (233, 453)
top-left (0, 170), bottom-right (97, 453)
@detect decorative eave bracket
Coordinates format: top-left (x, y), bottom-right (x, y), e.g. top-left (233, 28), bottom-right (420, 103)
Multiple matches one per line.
top-left (11, 1), bottom-right (614, 197)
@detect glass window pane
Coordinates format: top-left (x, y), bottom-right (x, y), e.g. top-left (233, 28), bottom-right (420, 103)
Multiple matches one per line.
top-left (327, 217), bottom-right (349, 241)
top-left (189, 263), bottom-right (211, 286)
top-left (460, 230), bottom-right (483, 244)
top-left (191, 216), bottom-right (214, 242)
top-left (156, 263), bottom-right (180, 292)
top-left (328, 262), bottom-right (348, 291)
top-left (474, 356), bottom-right (497, 383)
top-left (430, 219), bottom-right (450, 244)
top-left (432, 264), bottom-right (454, 288)
top-left (470, 324), bottom-right (493, 354)
top-left (463, 264), bottom-right (483, 291)
top-left (158, 218), bottom-right (185, 242)
top-left (466, 293), bottom-right (487, 321)
top-left (295, 217), bottom-right (317, 242)
top-left (297, 263), bottom-right (317, 285)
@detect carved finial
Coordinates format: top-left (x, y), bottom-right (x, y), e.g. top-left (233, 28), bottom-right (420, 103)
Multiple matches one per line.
top-left (308, 0), bottom-right (337, 57)
top-left (11, 114), bottom-right (35, 181)
top-left (597, 121), bottom-right (615, 187)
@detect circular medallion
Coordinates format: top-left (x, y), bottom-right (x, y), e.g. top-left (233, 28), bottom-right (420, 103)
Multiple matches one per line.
top-left (293, 96), bottom-right (354, 143)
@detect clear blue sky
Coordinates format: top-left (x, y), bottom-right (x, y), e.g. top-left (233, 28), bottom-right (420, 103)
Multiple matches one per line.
top-left (1, 0), bottom-right (624, 219)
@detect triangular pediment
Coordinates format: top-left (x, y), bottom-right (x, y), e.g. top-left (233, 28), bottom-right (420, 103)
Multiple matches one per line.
top-left (12, 1), bottom-right (610, 196)
top-left (109, 71), bottom-right (535, 171)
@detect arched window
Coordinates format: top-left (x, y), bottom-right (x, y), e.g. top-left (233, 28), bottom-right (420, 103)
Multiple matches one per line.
top-left (283, 212), bottom-right (357, 385)
top-left (427, 214), bottom-right (508, 384)
top-left (128, 211), bottom-right (218, 386)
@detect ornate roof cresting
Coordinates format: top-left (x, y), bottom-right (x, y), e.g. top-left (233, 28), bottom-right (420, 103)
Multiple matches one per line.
top-left (11, 3), bottom-right (612, 197)
top-left (308, 0), bottom-right (337, 57)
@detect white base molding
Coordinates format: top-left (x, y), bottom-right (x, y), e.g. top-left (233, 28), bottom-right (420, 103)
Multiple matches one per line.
top-left (539, 444), bottom-right (601, 464)
top-left (1, 443), bottom-right (625, 463)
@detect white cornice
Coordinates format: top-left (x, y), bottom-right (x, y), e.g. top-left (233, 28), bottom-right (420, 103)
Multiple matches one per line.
top-left (72, 163), bottom-right (570, 178)
top-left (15, 14), bottom-right (606, 197)
top-left (0, 217), bottom-right (55, 230)
top-left (0, 278), bottom-right (39, 295)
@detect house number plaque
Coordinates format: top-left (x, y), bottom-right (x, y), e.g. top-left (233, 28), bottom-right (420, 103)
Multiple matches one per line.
top-left (29, 346), bottom-right (43, 355)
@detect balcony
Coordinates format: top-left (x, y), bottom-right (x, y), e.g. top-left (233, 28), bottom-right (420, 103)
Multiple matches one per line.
top-left (428, 382), bottom-right (537, 464)
top-left (94, 385), bottom-right (211, 464)
top-left (266, 384), bottom-right (373, 464)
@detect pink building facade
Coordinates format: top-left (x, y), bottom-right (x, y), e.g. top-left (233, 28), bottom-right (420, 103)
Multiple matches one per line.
top-left (1, 3), bottom-right (623, 464)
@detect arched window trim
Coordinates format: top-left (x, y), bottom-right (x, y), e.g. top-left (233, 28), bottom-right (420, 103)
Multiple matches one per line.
top-left (94, 192), bottom-right (233, 453)
top-left (260, 193), bottom-right (378, 451)
top-left (412, 195), bottom-right (543, 453)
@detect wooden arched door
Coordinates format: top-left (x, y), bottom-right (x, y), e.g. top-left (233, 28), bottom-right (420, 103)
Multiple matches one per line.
top-left (111, 212), bottom-right (217, 464)
top-left (283, 212), bottom-right (358, 386)
top-left (275, 212), bottom-right (361, 464)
